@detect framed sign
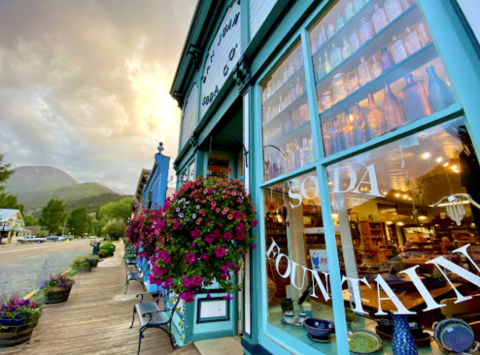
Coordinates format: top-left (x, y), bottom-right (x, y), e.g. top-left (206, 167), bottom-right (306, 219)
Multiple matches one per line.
top-left (197, 297), bottom-right (230, 324)
top-left (309, 249), bottom-right (328, 272)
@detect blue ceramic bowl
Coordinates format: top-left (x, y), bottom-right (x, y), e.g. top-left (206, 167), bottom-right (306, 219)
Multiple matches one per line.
top-left (433, 318), bottom-right (474, 353)
top-left (304, 319), bottom-right (334, 340)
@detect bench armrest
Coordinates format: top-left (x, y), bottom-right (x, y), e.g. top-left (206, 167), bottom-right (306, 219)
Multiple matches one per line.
top-left (136, 292), bottom-right (161, 302)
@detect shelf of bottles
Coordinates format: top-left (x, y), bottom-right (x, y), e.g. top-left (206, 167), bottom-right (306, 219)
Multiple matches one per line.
top-left (309, 0), bottom-right (457, 156)
top-left (261, 42), bottom-right (314, 182)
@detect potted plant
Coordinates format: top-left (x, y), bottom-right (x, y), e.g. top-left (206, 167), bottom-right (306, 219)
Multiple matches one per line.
top-left (0, 297), bottom-right (42, 347)
top-left (77, 261), bottom-right (92, 273)
top-left (41, 273), bottom-right (75, 304)
top-left (83, 254), bottom-right (99, 267)
top-left (97, 251), bottom-right (108, 258)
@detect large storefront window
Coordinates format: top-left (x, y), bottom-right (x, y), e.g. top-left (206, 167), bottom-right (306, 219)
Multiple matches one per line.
top-left (261, 42), bottom-right (314, 181)
top-left (264, 172), bottom-right (338, 354)
top-left (309, 0), bottom-right (457, 157)
top-left (328, 117), bottom-right (480, 354)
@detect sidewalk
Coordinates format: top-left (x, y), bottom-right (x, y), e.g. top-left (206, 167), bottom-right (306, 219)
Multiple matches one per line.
top-left (1, 250), bottom-right (200, 355)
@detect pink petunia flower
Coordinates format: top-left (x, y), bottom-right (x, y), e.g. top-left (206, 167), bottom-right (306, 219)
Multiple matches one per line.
top-left (222, 231), bottom-right (233, 241)
top-left (251, 219), bottom-right (258, 227)
top-left (215, 246), bottom-right (226, 258)
top-left (205, 234), bottom-right (215, 243)
top-left (185, 253), bottom-right (196, 264)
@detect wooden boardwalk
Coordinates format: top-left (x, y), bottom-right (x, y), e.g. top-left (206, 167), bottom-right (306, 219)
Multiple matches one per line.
top-left (1, 251), bottom-right (200, 355)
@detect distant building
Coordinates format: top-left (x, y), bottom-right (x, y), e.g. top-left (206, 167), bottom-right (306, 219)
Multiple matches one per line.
top-left (131, 169), bottom-right (151, 218)
top-left (0, 209), bottom-right (28, 242)
top-left (141, 142), bottom-right (170, 210)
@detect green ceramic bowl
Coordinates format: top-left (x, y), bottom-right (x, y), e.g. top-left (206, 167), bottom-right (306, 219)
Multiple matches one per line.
top-left (348, 330), bottom-right (383, 354)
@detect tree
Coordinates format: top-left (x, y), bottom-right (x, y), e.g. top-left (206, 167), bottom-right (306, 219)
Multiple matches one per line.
top-left (104, 218), bottom-right (126, 240)
top-left (67, 207), bottom-right (92, 237)
top-left (0, 154), bottom-right (24, 212)
top-left (23, 215), bottom-right (39, 226)
top-left (39, 199), bottom-right (67, 234)
top-left (97, 197), bottom-right (133, 222)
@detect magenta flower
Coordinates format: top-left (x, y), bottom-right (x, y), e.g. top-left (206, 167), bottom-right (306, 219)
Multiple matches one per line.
top-left (173, 220), bottom-right (181, 230)
top-left (220, 272), bottom-right (228, 279)
top-left (215, 246), bottom-right (226, 258)
top-left (205, 234), bottom-right (215, 243)
top-left (236, 222), bottom-right (245, 231)
top-left (191, 242), bottom-right (196, 250)
top-left (233, 211), bottom-right (242, 219)
top-left (191, 227), bottom-right (201, 239)
top-left (200, 253), bottom-right (209, 261)
top-left (222, 231), bottom-right (233, 241)
top-left (251, 219), bottom-right (258, 227)
top-left (252, 243), bottom-right (257, 249)
top-left (213, 229), bottom-right (221, 237)
top-left (185, 252), bottom-right (196, 264)
top-left (180, 291), bottom-right (195, 303)
top-left (190, 275), bottom-right (202, 287)
top-left (223, 294), bottom-right (234, 301)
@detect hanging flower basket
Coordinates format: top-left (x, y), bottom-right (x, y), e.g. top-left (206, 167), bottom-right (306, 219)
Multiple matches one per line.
top-left (0, 297), bottom-right (41, 347)
top-left (127, 169), bottom-right (258, 303)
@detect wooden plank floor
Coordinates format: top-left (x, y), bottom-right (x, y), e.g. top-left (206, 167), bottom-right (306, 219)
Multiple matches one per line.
top-left (1, 252), bottom-right (201, 355)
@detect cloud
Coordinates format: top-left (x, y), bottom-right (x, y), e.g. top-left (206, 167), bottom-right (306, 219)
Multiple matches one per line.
top-left (0, 0), bottom-right (196, 193)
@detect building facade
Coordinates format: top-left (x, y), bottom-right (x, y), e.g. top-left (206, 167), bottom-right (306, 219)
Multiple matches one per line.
top-left (0, 209), bottom-right (27, 242)
top-left (171, 1), bottom-right (480, 354)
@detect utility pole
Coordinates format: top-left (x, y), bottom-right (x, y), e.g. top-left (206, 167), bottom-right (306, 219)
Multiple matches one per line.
top-left (62, 220), bottom-right (66, 236)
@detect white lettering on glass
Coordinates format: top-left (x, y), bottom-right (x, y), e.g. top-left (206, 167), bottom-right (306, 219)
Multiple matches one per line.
top-left (341, 276), bottom-right (370, 315)
top-left (374, 275), bottom-right (416, 316)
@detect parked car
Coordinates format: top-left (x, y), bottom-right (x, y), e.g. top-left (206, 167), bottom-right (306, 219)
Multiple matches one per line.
top-left (18, 235), bottom-right (46, 243)
top-left (58, 236), bottom-right (69, 241)
top-left (46, 236), bottom-right (59, 241)
top-left (88, 236), bottom-right (97, 239)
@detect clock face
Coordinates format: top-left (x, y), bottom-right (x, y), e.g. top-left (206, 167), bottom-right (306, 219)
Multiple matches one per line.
top-left (200, 1), bottom-right (241, 118)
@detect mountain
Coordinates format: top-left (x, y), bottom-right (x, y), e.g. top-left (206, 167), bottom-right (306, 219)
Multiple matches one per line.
top-left (15, 182), bottom-right (125, 216)
top-left (6, 166), bottom-right (77, 194)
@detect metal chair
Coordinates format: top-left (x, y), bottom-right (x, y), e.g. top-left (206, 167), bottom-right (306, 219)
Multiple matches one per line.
top-left (125, 261), bottom-right (149, 294)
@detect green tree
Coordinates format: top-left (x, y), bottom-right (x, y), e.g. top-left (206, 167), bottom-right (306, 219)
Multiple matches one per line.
top-left (97, 197), bottom-right (133, 222)
top-left (23, 215), bottom-right (39, 226)
top-left (39, 199), bottom-right (67, 234)
top-left (67, 207), bottom-right (92, 237)
top-left (0, 154), bottom-right (24, 212)
top-left (104, 218), bottom-right (126, 240)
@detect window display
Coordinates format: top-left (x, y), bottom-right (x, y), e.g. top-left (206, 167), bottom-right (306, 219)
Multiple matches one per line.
top-left (309, 0), bottom-right (456, 157)
top-left (327, 117), bottom-right (480, 354)
top-left (261, 43), bottom-right (314, 181)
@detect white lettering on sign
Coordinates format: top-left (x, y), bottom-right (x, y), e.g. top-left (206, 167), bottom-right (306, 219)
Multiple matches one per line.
top-left (267, 239), bottom-right (480, 315)
top-left (200, 0), bottom-right (241, 118)
top-left (331, 164), bottom-right (384, 198)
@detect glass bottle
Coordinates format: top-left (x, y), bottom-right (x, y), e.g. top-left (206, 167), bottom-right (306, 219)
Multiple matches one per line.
top-left (341, 109), bottom-right (355, 149)
top-left (354, 0), bottom-right (364, 12)
top-left (399, 74), bottom-right (432, 121)
top-left (347, 72), bottom-right (360, 94)
top-left (295, 49), bottom-right (303, 70)
top-left (324, 52), bottom-right (332, 74)
top-left (358, 18), bottom-right (375, 45)
top-left (317, 57), bottom-right (326, 82)
top-left (332, 73), bottom-right (348, 103)
top-left (417, 20), bottom-right (432, 47)
top-left (318, 26), bottom-right (328, 49)
top-left (332, 114), bottom-right (345, 153)
top-left (426, 65), bottom-right (455, 112)
top-left (299, 102), bottom-right (310, 125)
top-left (345, 2), bottom-right (355, 21)
top-left (292, 108), bottom-right (300, 129)
top-left (311, 40), bottom-right (318, 54)
top-left (352, 103), bottom-right (369, 144)
top-left (293, 139), bottom-right (301, 170)
top-left (383, 81), bottom-right (406, 129)
top-left (404, 26), bottom-right (422, 55)
top-left (385, 0), bottom-right (403, 22)
top-left (367, 93), bottom-right (387, 137)
top-left (327, 23), bottom-right (336, 40)
top-left (322, 120), bottom-right (334, 156)
top-left (288, 62), bottom-right (296, 76)
top-left (342, 37), bottom-right (352, 59)
top-left (336, 14), bottom-right (345, 32)
top-left (330, 44), bottom-right (343, 68)
top-left (380, 47), bottom-right (395, 71)
top-left (372, 4), bottom-right (390, 33)
top-left (286, 145), bottom-right (294, 172)
top-left (289, 84), bottom-right (296, 102)
top-left (308, 137), bottom-right (315, 162)
top-left (401, 0), bottom-right (412, 9)
top-left (391, 35), bottom-right (408, 63)
top-left (295, 78), bottom-right (303, 98)
top-left (321, 91), bottom-right (334, 111)
top-left (279, 95), bottom-right (284, 111)
top-left (282, 95), bottom-right (289, 110)
top-left (371, 54), bottom-right (383, 78)
top-left (350, 31), bottom-right (361, 52)
top-left (301, 138), bottom-right (311, 166)
top-left (283, 68), bottom-right (289, 82)
top-left (357, 56), bottom-right (372, 86)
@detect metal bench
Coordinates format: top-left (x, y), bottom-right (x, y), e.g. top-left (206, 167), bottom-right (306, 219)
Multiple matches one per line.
top-left (125, 261), bottom-right (149, 294)
top-left (129, 292), bottom-right (180, 355)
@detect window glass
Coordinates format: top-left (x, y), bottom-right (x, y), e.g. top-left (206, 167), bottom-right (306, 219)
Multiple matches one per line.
top-left (264, 172), bottom-right (337, 355)
top-left (309, 0), bottom-right (457, 157)
top-left (262, 42), bottom-right (314, 181)
top-left (327, 117), bottom-right (480, 354)
top-left (180, 84), bottom-right (199, 149)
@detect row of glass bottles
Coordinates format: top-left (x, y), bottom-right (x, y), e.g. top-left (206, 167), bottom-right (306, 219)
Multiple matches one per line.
top-left (262, 48), bottom-right (304, 103)
top-left (264, 79), bottom-right (305, 125)
top-left (264, 138), bottom-right (314, 180)
top-left (264, 102), bottom-right (310, 145)
top-left (316, 23), bottom-right (430, 112)
top-left (322, 65), bottom-right (454, 155)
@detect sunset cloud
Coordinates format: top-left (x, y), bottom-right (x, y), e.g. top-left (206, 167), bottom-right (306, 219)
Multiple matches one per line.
top-left (0, 0), bottom-right (196, 193)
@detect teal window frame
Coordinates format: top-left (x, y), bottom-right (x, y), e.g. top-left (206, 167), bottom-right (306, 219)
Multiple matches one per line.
top-left (251, 0), bottom-right (480, 354)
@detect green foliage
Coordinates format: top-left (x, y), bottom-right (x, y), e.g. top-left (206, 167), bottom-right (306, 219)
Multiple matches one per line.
top-left (103, 218), bottom-right (126, 241)
top-left (39, 199), bottom-right (67, 234)
top-left (0, 154), bottom-right (24, 212)
top-left (67, 206), bottom-right (92, 237)
top-left (0, 154), bottom-right (14, 187)
top-left (23, 215), bottom-right (39, 226)
top-left (99, 241), bottom-right (116, 256)
top-left (98, 197), bottom-right (134, 222)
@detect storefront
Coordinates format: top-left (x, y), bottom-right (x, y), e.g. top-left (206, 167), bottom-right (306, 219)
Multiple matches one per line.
top-left (171, 0), bottom-right (480, 353)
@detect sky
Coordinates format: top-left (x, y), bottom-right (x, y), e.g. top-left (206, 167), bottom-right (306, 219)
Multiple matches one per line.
top-left (0, 0), bottom-right (197, 194)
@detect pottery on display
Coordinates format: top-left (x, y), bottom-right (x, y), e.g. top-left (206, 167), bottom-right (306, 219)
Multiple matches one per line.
top-left (433, 318), bottom-right (475, 353)
top-left (348, 330), bottom-right (383, 354)
top-left (304, 318), bottom-right (334, 341)
top-left (392, 314), bottom-right (418, 355)
top-left (281, 298), bottom-right (294, 313)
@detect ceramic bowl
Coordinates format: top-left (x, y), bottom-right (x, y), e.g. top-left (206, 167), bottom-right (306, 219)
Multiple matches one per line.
top-left (348, 330), bottom-right (383, 354)
top-left (433, 318), bottom-right (474, 353)
top-left (304, 319), bottom-right (334, 340)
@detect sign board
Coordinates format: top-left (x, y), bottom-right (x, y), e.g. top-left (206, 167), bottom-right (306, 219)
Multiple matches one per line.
top-left (200, 0), bottom-right (241, 118)
top-left (309, 249), bottom-right (328, 272)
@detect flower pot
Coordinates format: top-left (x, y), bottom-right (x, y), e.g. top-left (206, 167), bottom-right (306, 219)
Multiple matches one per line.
top-left (78, 265), bottom-right (92, 273)
top-left (0, 326), bottom-right (35, 347)
top-left (45, 286), bottom-right (72, 304)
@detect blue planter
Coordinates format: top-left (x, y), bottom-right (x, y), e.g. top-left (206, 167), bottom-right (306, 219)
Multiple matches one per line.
top-left (392, 314), bottom-right (418, 355)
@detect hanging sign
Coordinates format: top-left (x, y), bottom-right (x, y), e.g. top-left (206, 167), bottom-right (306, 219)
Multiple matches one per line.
top-left (200, 0), bottom-right (241, 118)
